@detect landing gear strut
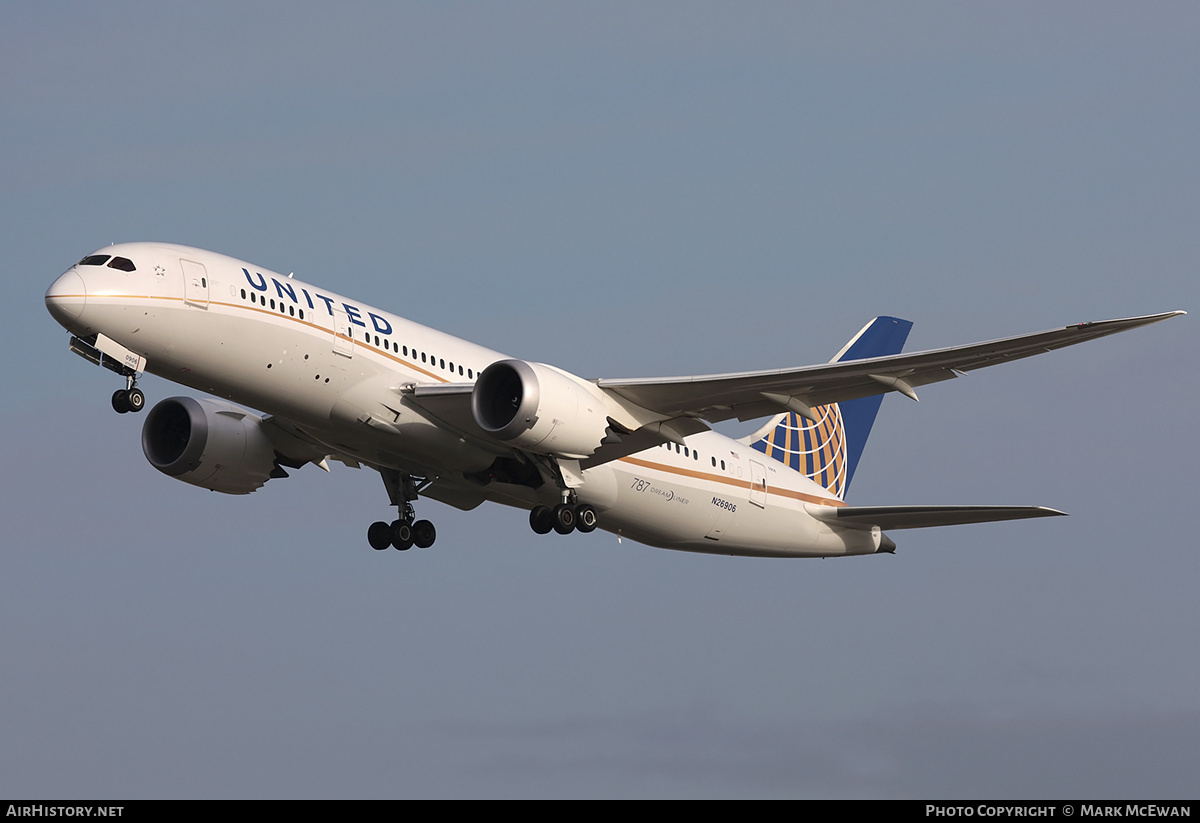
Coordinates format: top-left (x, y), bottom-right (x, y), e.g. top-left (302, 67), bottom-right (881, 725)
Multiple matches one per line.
top-left (368, 470), bottom-right (437, 551)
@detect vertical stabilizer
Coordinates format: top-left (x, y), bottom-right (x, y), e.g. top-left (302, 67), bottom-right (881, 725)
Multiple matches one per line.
top-left (747, 316), bottom-right (912, 499)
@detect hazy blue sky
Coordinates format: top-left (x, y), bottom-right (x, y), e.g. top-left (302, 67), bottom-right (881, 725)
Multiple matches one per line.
top-left (4, 2), bottom-right (1197, 798)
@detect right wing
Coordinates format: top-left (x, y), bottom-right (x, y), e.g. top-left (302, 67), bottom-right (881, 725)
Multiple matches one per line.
top-left (598, 311), bottom-right (1185, 424)
top-left (404, 311), bottom-right (1183, 470)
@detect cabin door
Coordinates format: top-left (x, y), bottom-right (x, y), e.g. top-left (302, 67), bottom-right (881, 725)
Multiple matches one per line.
top-left (181, 259), bottom-right (209, 308)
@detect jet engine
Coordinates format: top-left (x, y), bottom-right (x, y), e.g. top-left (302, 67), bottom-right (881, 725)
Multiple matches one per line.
top-left (141, 397), bottom-right (287, 494)
top-left (471, 360), bottom-right (613, 459)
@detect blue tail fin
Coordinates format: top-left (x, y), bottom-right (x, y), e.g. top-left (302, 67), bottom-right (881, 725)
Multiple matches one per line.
top-left (747, 316), bottom-right (912, 499)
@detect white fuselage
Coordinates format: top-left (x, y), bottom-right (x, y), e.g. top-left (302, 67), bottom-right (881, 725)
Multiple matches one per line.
top-left (46, 242), bottom-right (885, 558)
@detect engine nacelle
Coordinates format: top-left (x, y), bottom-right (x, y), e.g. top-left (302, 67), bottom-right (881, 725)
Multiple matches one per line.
top-left (472, 360), bottom-right (612, 459)
top-left (141, 397), bottom-right (284, 494)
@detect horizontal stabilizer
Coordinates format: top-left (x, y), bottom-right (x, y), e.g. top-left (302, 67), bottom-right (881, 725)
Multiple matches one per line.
top-left (806, 504), bottom-right (1066, 530)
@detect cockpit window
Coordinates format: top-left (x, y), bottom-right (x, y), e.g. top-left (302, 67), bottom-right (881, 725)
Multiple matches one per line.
top-left (107, 256), bottom-right (136, 272)
top-left (78, 254), bottom-right (111, 267)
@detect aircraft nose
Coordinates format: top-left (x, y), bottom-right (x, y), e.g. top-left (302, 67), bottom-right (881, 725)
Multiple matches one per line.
top-left (45, 268), bottom-right (87, 326)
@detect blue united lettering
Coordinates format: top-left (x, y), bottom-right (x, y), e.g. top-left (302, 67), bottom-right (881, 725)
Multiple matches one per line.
top-left (273, 279), bottom-right (297, 302)
top-left (369, 313), bottom-right (393, 334)
top-left (242, 268), bottom-right (267, 291)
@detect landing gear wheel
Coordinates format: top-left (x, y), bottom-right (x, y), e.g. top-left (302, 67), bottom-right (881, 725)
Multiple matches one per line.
top-left (126, 387), bottom-right (145, 413)
top-left (552, 503), bottom-right (577, 535)
top-left (367, 521), bottom-right (392, 550)
top-left (412, 519), bottom-right (436, 549)
top-left (530, 505), bottom-right (554, 535)
top-left (375, 471), bottom-right (435, 553)
top-left (575, 504), bottom-right (598, 533)
top-left (111, 390), bottom-right (131, 414)
top-left (391, 520), bottom-right (414, 551)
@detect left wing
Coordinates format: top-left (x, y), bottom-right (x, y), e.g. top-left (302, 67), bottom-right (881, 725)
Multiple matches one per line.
top-left (599, 311), bottom-right (1184, 423)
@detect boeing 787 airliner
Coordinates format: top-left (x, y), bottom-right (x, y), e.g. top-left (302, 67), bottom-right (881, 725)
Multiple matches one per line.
top-left (45, 243), bottom-right (1183, 557)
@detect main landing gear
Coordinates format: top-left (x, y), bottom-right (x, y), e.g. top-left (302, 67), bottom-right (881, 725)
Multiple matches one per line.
top-left (529, 501), bottom-right (598, 536)
top-left (367, 507), bottom-right (436, 551)
top-left (111, 376), bottom-right (145, 414)
top-left (368, 470), bottom-right (437, 551)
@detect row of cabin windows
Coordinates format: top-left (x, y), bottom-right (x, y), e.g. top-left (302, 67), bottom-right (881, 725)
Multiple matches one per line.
top-left (243, 288), bottom-right (307, 320)
top-left (360, 333), bottom-right (474, 378)
top-left (238, 287), bottom-right (475, 380)
top-left (659, 441), bottom-right (728, 471)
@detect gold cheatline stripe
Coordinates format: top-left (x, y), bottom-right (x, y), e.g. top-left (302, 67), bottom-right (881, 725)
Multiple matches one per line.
top-left (618, 455), bottom-right (844, 508)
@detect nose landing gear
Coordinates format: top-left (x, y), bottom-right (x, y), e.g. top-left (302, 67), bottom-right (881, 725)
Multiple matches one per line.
top-left (66, 334), bottom-right (147, 414)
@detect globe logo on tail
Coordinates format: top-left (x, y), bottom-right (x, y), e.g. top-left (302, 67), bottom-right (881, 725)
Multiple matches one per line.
top-left (751, 405), bottom-right (848, 499)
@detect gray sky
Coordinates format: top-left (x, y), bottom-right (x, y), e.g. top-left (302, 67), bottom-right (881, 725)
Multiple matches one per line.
top-left (3, 2), bottom-right (1197, 798)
